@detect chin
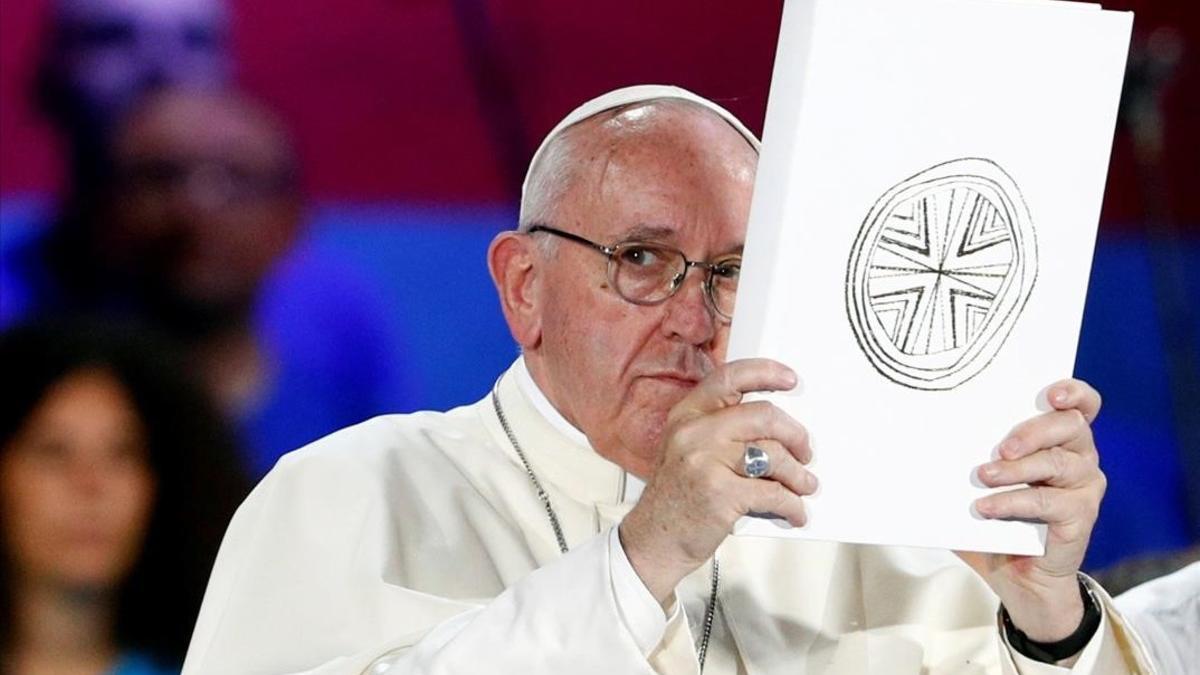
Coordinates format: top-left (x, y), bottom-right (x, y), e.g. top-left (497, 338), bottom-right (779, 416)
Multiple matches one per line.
top-left (56, 565), bottom-right (125, 591)
top-left (621, 408), bottom-right (670, 460)
top-left (53, 544), bottom-right (135, 588)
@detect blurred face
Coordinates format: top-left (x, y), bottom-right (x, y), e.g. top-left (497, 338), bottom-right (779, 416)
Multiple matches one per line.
top-left (104, 90), bottom-right (299, 314)
top-left (531, 104), bottom-right (757, 477)
top-left (1, 369), bottom-right (156, 591)
top-left (50, 0), bottom-right (230, 131)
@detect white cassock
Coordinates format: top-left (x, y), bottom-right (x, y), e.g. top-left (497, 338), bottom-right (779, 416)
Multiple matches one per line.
top-left (184, 359), bottom-right (1154, 674)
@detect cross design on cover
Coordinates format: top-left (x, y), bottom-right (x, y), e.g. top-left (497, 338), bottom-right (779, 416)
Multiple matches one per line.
top-left (846, 158), bottom-right (1038, 390)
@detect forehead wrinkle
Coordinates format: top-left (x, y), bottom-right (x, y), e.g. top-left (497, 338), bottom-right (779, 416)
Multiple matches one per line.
top-left (590, 145), bottom-right (617, 213)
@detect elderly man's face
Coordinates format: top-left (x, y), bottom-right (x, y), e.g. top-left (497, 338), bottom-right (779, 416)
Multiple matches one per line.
top-left (532, 105), bottom-right (757, 477)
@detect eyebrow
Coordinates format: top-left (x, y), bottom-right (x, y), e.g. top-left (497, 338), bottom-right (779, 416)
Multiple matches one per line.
top-left (613, 224), bottom-right (678, 243)
top-left (612, 223), bottom-right (745, 258)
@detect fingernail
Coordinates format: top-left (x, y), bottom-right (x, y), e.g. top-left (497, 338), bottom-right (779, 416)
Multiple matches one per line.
top-left (973, 500), bottom-right (992, 518)
top-left (807, 473), bottom-right (819, 492)
top-left (980, 463), bottom-right (999, 481)
top-left (1051, 388), bottom-right (1068, 405)
top-left (786, 370), bottom-right (799, 387)
top-left (1000, 438), bottom-right (1022, 458)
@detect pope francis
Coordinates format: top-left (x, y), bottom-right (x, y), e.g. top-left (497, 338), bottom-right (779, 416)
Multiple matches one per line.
top-left (183, 86), bottom-right (1154, 674)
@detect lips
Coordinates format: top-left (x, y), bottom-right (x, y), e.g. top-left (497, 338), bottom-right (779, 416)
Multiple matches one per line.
top-left (636, 352), bottom-right (713, 389)
top-left (642, 372), bottom-right (702, 387)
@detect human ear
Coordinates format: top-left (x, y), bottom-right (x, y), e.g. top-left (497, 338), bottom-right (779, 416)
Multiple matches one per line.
top-left (487, 231), bottom-right (542, 348)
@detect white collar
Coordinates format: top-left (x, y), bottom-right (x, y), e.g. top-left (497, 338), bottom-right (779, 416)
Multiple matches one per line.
top-left (513, 356), bottom-right (645, 504)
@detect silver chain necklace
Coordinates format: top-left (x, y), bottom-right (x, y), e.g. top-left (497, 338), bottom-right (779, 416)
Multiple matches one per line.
top-left (491, 386), bottom-right (720, 671)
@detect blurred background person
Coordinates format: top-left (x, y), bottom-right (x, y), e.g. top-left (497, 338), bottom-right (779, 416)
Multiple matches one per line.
top-left (99, 88), bottom-right (299, 361)
top-left (3, 0), bottom-right (232, 319)
top-left (0, 320), bottom-right (249, 674)
top-left (94, 86), bottom-right (414, 475)
top-left (2, 0), bottom-right (417, 475)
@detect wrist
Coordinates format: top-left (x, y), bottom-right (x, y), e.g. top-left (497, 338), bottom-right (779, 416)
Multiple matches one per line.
top-left (617, 520), bottom-right (690, 608)
top-left (1001, 575), bottom-right (1085, 642)
top-left (1002, 576), bottom-right (1102, 664)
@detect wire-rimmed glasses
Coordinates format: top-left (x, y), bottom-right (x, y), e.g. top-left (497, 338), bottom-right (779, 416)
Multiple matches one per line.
top-left (526, 225), bottom-right (740, 320)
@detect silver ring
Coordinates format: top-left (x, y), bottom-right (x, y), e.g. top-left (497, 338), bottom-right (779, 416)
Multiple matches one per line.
top-left (743, 444), bottom-right (770, 479)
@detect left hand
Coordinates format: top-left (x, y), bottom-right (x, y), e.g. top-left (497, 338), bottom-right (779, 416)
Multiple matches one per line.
top-left (956, 379), bottom-right (1106, 644)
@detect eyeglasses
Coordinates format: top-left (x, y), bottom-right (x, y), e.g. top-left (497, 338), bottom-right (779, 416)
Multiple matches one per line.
top-left (527, 225), bottom-right (741, 320)
top-left (117, 157), bottom-right (295, 207)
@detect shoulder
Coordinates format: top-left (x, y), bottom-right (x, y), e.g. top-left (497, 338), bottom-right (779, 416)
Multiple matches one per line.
top-left (211, 396), bottom-right (528, 585)
top-left (1114, 560), bottom-right (1200, 670)
top-left (1113, 562), bottom-right (1200, 634)
top-left (251, 398), bottom-right (512, 511)
top-left (1114, 559), bottom-right (1200, 616)
top-left (275, 399), bottom-right (495, 470)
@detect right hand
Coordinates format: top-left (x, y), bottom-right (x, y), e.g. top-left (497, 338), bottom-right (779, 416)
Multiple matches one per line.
top-left (618, 358), bottom-right (817, 605)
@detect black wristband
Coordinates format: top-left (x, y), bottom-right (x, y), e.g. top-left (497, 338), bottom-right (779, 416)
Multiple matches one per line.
top-left (1001, 577), bottom-right (1102, 663)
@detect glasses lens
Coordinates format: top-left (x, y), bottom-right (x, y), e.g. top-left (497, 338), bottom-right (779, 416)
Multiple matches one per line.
top-left (610, 243), bottom-right (685, 304)
top-left (708, 259), bottom-right (741, 318)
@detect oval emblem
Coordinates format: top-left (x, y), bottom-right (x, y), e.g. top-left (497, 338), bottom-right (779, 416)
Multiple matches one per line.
top-left (846, 158), bottom-right (1037, 390)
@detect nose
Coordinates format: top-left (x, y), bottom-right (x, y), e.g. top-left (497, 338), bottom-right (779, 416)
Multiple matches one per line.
top-left (660, 267), bottom-right (718, 346)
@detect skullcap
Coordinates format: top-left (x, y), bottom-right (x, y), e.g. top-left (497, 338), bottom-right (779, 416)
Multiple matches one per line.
top-left (520, 84), bottom-right (760, 223)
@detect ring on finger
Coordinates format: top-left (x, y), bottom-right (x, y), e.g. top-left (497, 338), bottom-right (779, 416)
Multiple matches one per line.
top-left (743, 444), bottom-right (770, 479)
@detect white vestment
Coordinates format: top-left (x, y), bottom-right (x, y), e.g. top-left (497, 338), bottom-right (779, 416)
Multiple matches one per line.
top-left (1114, 562), bottom-right (1199, 674)
top-left (184, 359), bottom-right (1154, 674)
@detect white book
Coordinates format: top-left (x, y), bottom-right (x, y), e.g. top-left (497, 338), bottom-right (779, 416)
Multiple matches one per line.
top-left (728, 0), bottom-right (1133, 553)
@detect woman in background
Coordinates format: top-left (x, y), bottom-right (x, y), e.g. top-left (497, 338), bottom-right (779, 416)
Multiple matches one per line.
top-left (1, 321), bottom-right (249, 674)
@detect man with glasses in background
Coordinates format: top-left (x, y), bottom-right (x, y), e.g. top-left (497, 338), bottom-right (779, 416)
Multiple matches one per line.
top-left (183, 86), bottom-right (1151, 674)
top-left (2, 0), bottom-right (417, 472)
